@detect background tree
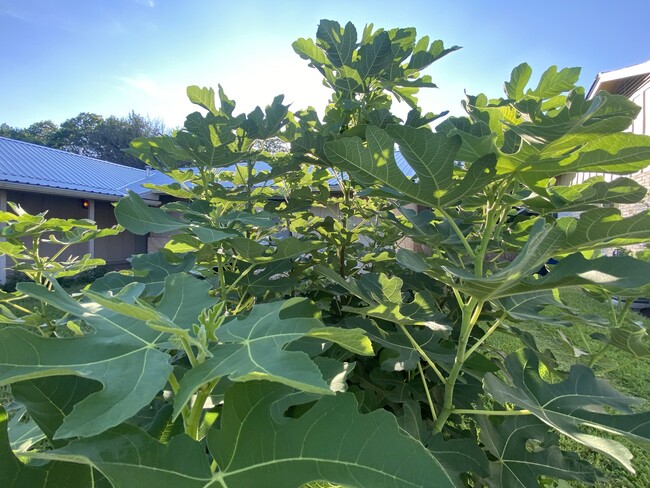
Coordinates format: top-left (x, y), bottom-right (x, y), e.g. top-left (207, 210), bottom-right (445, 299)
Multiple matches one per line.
top-left (1, 111), bottom-right (167, 168)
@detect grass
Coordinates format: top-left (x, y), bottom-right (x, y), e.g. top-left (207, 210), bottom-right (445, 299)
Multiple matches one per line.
top-left (489, 288), bottom-right (650, 487)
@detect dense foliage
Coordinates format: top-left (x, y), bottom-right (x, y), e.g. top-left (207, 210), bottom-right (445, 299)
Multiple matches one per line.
top-left (2, 20), bottom-right (650, 487)
top-left (0, 111), bottom-right (166, 168)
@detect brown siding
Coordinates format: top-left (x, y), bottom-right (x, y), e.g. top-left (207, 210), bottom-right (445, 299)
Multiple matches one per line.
top-left (94, 200), bottom-right (147, 264)
top-left (5, 190), bottom-right (147, 265)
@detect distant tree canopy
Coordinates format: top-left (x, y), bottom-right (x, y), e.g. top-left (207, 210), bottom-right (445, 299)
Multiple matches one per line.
top-left (0, 111), bottom-right (167, 168)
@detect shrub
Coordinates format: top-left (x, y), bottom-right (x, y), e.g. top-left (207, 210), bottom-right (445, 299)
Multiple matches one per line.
top-left (2, 19), bottom-right (650, 487)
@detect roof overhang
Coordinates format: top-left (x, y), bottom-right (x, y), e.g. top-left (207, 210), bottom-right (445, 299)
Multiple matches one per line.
top-left (588, 60), bottom-right (650, 99)
top-left (0, 181), bottom-right (160, 205)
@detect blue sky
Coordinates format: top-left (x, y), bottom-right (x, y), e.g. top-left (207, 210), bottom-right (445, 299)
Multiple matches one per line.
top-left (1, 0), bottom-right (649, 129)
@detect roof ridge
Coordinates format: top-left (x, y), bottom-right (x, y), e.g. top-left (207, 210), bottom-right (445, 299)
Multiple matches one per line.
top-left (0, 136), bottom-right (147, 173)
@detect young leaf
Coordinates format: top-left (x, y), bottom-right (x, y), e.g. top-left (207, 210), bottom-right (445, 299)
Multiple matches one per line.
top-left (504, 63), bottom-right (532, 100)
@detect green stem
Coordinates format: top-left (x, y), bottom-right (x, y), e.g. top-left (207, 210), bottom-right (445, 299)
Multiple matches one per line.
top-left (434, 297), bottom-right (483, 432)
top-left (475, 203), bottom-right (497, 277)
top-left (452, 408), bottom-right (532, 416)
top-left (185, 379), bottom-right (219, 441)
top-left (180, 336), bottom-right (198, 367)
top-left (588, 344), bottom-right (610, 368)
top-left (464, 312), bottom-right (507, 359)
top-left (417, 362), bottom-right (438, 422)
top-left (6, 302), bottom-right (32, 314)
top-left (438, 208), bottom-right (475, 259)
top-left (49, 243), bottom-right (72, 263)
top-left (225, 263), bottom-right (256, 295)
top-left (398, 323), bottom-right (446, 383)
top-left (167, 372), bottom-right (190, 424)
top-left (618, 299), bottom-right (633, 325)
top-left (216, 250), bottom-right (227, 302)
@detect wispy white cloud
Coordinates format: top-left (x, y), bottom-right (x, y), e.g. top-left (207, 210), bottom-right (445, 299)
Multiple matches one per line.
top-left (136, 0), bottom-right (155, 7)
top-left (119, 74), bottom-right (167, 98)
top-left (116, 74), bottom-right (192, 128)
top-left (0, 5), bottom-right (34, 22)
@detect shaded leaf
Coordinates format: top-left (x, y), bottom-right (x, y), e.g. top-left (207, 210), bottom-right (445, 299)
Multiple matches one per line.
top-left (208, 381), bottom-right (457, 487)
top-left (0, 282), bottom-right (171, 439)
top-left (484, 349), bottom-right (650, 472)
top-left (477, 414), bottom-right (598, 487)
top-left (0, 407), bottom-right (93, 487)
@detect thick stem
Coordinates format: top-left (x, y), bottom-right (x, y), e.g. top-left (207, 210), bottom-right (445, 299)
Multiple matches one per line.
top-left (475, 204), bottom-right (497, 277)
top-left (434, 297), bottom-right (483, 432)
top-left (185, 379), bottom-right (219, 441)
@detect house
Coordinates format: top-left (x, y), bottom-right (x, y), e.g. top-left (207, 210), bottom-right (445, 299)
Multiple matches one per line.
top-left (0, 135), bottom-right (421, 283)
top-left (559, 60), bottom-right (650, 217)
top-left (0, 136), bottom-right (168, 282)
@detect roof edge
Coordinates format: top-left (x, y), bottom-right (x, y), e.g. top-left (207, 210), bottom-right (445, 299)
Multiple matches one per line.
top-left (588, 60), bottom-right (650, 99)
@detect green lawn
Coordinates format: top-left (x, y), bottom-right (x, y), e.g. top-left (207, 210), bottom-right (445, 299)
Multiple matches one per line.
top-left (489, 288), bottom-right (650, 487)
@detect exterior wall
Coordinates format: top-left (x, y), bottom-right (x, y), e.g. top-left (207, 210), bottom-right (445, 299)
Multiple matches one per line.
top-left (94, 200), bottom-right (147, 263)
top-left (4, 190), bottom-right (147, 267)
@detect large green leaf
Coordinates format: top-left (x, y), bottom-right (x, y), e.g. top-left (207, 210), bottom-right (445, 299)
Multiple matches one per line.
top-left (1, 407), bottom-right (93, 487)
top-left (484, 349), bottom-right (650, 472)
top-left (343, 317), bottom-right (450, 372)
top-left (208, 382), bottom-right (457, 487)
top-left (326, 125), bottom-right (497, 208)
top-left (592, 323), bottom-right (650, 359)
top-left (396, 399), bottom-right (490, 485)
top-left (186, 86), bottom-right (218, 115)
top-left (115, 191), bottom-right (186, 235)
top-left (495, 290), bottom-right (606, 327)
top-left (317, 265), bottom-right (452, 331)
top-left (525, 176), bottom-right (647, 213)
top-left (20, 383), bottom-right (458, 487)
top-left (11, 376), bottom-right (102, 443)
top-left (356, 30), bottom-right (392, 79)
top-left (529, 65), bottom-right (581, 98)
top-left (174, 298), bottom-right (372, 416)
top-left (25, 424), bottom-right (212, 488)
top-left (477, 415), bottom-right (598, 487)
top-left (316, 20), bottom-right (357, 68)
top-left (85, 273), bottom-right (216, 333)
top-left (0, 282), bottom-right (171, 439)
top-left (436, 219), bottom-right (650, 299)
top-left (505, 63), bottom-right (533, 100)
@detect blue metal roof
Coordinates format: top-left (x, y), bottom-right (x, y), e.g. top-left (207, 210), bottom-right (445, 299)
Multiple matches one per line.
top-left (0, 136), bottom-right (151, 198)
top-left (0, 136), bottom-right (416, 199)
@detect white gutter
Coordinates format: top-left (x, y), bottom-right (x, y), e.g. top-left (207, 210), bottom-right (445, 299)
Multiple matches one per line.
top-left (0, 181), bottom-right (161, 206)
